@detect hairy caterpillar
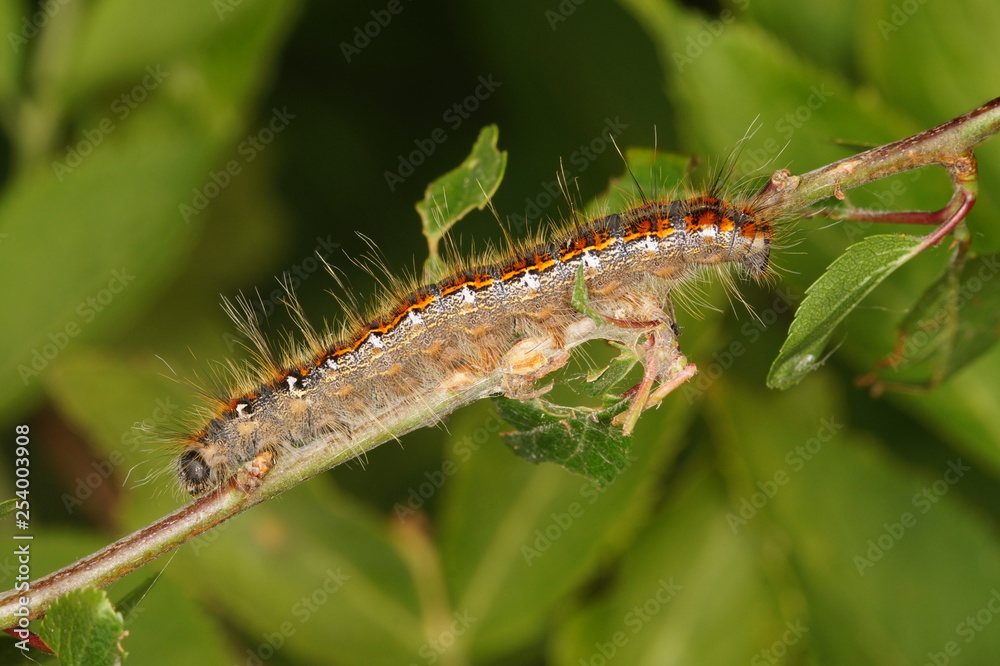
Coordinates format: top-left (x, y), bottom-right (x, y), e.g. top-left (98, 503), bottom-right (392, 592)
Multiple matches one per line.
top-left (177, 168), bottom-right (780, 495)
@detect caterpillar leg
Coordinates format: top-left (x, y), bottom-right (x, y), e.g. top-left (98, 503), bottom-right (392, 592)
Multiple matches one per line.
top-left (233, 450), bottom-right (275, 493)
top-left (612, 327), bottom-right (697, 436)
top-left (582, 289), bottom-right (697, 435)
top-left (500, 335), bottom-right (572, 400)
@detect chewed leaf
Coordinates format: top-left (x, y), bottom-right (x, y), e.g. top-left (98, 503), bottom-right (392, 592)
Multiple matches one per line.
top-left (867, 253), bottom-right (1000, 387)
top-left (941, 254), bottom-right (1000, 373)
top-left (493, 397), bottom-right (631, 486)
top-left (417, 125), bottom-right (507, 280)
top-left (768, 234), bottom-right (922, 389)
top-left (582, 348), bottom-right (639, 398)
top-left (38, 588), bottom-right (127, 666)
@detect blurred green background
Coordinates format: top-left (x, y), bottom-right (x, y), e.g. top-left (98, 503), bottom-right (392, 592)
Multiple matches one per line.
top-left (2, 0), bottom-right (1000, 663)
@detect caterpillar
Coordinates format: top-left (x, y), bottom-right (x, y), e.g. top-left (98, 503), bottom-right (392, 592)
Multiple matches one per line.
top-left (176, 172), bottom-right (780, 496)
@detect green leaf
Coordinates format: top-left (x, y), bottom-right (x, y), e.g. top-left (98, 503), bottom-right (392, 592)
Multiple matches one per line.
top-left (0, 1), bottom-right (301, 422)
top-left (708, 376), bottom-right (1000, 665)
top-left (556, 370), bottom-right (1000, 665)
top-left (938, 254), bottom-right (1000, 371)
top-left (567, 259), bottom-right (645, 399)
top-left (416, 125), bottom-right (507, 280)
top-left (494, 397), bottom-right (631, 486)
top-left (868, 252), bottom-right (1000, 388)
top-left (621, 0), bottom-right (1000, 474)
top-left (103, 576), bottom-right (233, 665)
top-left (768, 234), bottom-right (922, 389)
top-left (171, 481), bottom-right (426, 666)
top-left (64, 0), bottom-right (289, 105)
top-left (440, 398), bottom-right (693, 660)
top-left (552, 458), bottom-right (784, 665)
top-left (581, 343), bottom-right (639, 398)
top-left (570, 262), bottom-right (607, 327)
top-left (744, 0), bottom-right (860, 74)
top-left (0, 498), bottom-right (15, 520)
top-left (38, 588), bottom-right (127, 666)
top-left (858, 0), bottom-right (1000, 132)
top-left (857, 0), bottom-right (1000, 255)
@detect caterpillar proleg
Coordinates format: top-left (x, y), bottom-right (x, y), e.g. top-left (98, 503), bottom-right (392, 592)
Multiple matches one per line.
top-left (177, 166), bottom-right (781, 494)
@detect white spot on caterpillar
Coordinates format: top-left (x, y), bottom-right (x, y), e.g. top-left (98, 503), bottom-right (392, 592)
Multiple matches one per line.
top-left (701, 226), bottom-right (717, 239)
top-left (521, 273), bottom-right (541, 290)
top-left (461, 286), bottom-right (476, 305)
top-left (286, 376), bottom-right (298, 390)
top-left (369, 334), bottom-right (385, 350)
top-left (236, 402), bottom-right (249, 416)
top-left (583, 252), bottom-right (601, 269)
top-left (641, 237), bottom-right (658, 252)
top-left (407, 310), bottom-right (425, 326)
top-left (325, 357), bottom-right (340, 370)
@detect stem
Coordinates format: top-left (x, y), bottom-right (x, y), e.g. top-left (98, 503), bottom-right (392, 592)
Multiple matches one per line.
top-left (0, 382), bottom-right (500, 628)
top-left (0, 314), bottom-right (616, 628)
top-left (753, 96), bottom-right (1000, 216)
top-left (3, 96), bottom-right (1000, 629)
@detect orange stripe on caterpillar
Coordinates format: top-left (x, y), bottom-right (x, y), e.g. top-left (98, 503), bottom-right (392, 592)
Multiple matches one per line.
top-left (177, 194), bottom-right (775, 494)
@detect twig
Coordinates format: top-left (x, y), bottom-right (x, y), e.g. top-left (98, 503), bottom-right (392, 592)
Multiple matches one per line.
top-left (753, 95), bottom-right (999, 216)
top-left (1, 95), bottom-right (999, 630)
